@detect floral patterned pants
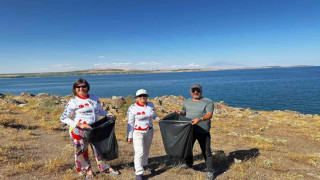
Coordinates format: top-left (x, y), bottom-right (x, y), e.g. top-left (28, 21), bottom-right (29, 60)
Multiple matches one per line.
top-left (70, 127), bottom-right (111, 174)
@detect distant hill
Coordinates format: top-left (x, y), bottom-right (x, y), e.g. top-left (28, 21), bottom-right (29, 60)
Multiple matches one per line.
top-left (206, 62), bottom-right (247, 69)
top-left (0, 65), bottom-right (315, 78)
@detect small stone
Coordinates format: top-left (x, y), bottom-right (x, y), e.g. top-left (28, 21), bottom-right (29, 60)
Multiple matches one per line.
top-left (264, 160), bottom-right (273, 167)
top-left (234, 158), bottom-right (242, 164)
top-left (228, 132), bottom-right (240, 136)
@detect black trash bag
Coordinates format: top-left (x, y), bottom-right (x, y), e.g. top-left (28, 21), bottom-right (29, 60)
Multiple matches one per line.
top-left (159, 112), bottom-right (193, 159)
top-left (84, 115), bottom-right (118, 161)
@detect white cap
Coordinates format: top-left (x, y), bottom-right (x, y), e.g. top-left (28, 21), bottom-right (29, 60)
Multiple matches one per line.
top-left (136, 89), bottom-right (148, 97)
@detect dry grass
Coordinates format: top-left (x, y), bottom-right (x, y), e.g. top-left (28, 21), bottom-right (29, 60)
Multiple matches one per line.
top-left (287, 153), bottom-right (320, 168)
top-left (0, 94), bottom-right (320, 179)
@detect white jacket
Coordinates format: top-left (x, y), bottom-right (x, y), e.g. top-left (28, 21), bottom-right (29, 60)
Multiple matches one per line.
top-left (127, 102), bottom-right (158, 139)
top-left (60, 94), bottom-right (107, 127)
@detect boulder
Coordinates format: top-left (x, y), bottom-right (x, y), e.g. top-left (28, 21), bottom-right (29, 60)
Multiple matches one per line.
top-left (36, 95), bottom-right (62, 106)
top-left (20, 92), bottom-right (35, 97)
top-left (2, 99), bottom-right (28, 105)
top-left (113, 96), bottom-right (126, 108)
top-left (37, 93), bottom-right (50, 98)
top-left (0, 93), bottom-right (6, 99)
top-left (214, 101), bottom-right (228, 114)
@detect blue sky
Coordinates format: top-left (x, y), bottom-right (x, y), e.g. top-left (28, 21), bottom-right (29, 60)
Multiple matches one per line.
top-left (0, 0), bottom-right (319, 74)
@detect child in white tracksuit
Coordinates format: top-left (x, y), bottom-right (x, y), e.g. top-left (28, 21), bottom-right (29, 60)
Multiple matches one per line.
top-left (127, 89), bottom-right (160, 180)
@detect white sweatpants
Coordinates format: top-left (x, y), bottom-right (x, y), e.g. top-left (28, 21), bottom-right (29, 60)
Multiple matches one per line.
top-left (133, 129), bottom-right (154, 175)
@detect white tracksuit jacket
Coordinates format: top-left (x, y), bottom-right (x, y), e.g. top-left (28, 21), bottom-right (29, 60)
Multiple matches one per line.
top-left (127, 102), bottom-right (158, 139)
top-left (60, 94), bottom-right (107, 127)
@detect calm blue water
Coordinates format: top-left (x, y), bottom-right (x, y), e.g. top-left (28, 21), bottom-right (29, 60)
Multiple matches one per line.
top-left (0, 66), bottom-right (319, 114)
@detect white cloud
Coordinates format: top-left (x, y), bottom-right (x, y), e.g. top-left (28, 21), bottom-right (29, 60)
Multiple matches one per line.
top-left (52, 64), bottom-right (75, 70)
top-left (138, 61), bottom-right (162, 66)
top-left (94, 62), bottom-right (132, 68)
top-left (186, 63), bottom-right (201, 68)
top-left (98, 56), bottom-right (104, 59)
top-left (165, 63), bottom-right (203, 70)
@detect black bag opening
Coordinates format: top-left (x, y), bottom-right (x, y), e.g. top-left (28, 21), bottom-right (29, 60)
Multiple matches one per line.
top-left (84, 115), bottom-right (118, 160)
top-left (159, 112), bottom-right (193, 159)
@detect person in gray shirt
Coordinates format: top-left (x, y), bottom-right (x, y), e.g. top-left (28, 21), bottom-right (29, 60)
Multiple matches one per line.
top-left (177, 84), bottom-right (215, 180)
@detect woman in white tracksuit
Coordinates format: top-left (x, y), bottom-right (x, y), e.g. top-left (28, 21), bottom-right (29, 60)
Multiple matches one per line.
top-left (60, 78), bottom-right (119, 179)
top-left (127, 89), bottom-right (160, 180)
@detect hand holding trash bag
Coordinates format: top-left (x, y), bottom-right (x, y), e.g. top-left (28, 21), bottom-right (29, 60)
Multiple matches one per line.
top-left (78, 123), bottom-right (92, 129)
top-left (191, 118), bottom-right (201, 125)
top-left (176, 110), bottom-right (201, 125)
top-left (155, 117), bottom-right (161, 122)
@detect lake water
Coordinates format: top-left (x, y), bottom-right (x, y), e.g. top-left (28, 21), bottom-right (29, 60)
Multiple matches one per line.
top-left (0, 66), bottom-right (319, 114)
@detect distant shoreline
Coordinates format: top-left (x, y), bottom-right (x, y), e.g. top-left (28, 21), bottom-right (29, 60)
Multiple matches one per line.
top-left (0, 65), bottom-right (315, 79)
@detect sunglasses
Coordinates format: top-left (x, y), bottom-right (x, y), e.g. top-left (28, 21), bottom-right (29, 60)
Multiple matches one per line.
top-left (191, 88), bottom-right (201, 93)
top-left (137, 94), bottom-right (148, 97)
top-left (76, 85), bottom-right (87, 89)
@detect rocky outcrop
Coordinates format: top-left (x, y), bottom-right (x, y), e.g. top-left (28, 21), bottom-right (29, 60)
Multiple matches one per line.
top-left (37, 93), bottom-right (51, 98)
top-left (20, 92), bottom-right (35, 97)
top-left (214, 101), bottom-right (228, 114)
top-left (1, 93), bottom-right (318, 120)
top-left (2, 99), bottom-right (28, 105)
top-left (113, 96), bottom-right (126, 109)
top-left (36, 95), bottom-right (63, 107)
top-left (0, 93), bottom-right (5, 99)
top-left (152, 95), bottom-right (185, 113)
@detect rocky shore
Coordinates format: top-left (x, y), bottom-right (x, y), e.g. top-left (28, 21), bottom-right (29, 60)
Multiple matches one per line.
top-left (1, 92), bottom-right (317, 117)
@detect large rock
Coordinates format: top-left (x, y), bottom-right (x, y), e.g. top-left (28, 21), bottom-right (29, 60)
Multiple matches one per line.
top-left (113, 96), bottom-right (126, 108)
top-left (214, 101), bottom-right (228, 114)
top-left (0, 93), bottom-right (5, 99)
top-left (20, 92), bottom-right (35, 97)
top-left (37, 93), bottom-right (50, 98)
top-left (2, 99), bottom-right (28, 105)
top-left (37, 95), bottom-right (62, 106)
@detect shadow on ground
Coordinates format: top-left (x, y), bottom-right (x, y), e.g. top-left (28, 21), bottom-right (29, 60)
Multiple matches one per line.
top-left (193, 148), bottom-right (260, 178)
top-left (116, 148), bottom-right (260, 179)
top-left (0, 122), bottom-right (39, 130)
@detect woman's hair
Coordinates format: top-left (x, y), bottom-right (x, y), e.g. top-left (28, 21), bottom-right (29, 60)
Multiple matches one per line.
top-left (72, 78), bottom-right (90, 95)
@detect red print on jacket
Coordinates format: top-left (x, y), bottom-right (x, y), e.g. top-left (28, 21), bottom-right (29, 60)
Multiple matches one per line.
top-left (79, 105), bottom-right (84, 108)
top-left (142, 111), bottom-right (145, 115)
top-left (134, 125), bottom-right (149, 130)
top-left (85, 103), bottom-right (89, 106)
top-left (137, 112), bottom-right (141, 115)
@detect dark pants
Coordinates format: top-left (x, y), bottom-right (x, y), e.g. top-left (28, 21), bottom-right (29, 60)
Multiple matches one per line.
top-left (185, 132), bottom-right (214, 172)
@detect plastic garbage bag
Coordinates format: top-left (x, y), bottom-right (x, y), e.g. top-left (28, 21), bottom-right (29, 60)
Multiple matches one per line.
top-left (159, 112), bottom-right (193, 159)
top-left (84, 115), bottom-right (118, 160)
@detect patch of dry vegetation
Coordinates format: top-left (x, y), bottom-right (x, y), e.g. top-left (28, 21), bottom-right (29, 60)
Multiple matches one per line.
top-left (0, 94), bottom-right (319, 179)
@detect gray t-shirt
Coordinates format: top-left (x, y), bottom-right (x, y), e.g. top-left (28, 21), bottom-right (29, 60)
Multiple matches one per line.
top-left (181, 97), bottom-right (214, 134)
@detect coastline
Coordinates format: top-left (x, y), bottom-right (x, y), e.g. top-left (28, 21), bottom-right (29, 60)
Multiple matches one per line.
top-left (0, 65), bottom-right (315, 79)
